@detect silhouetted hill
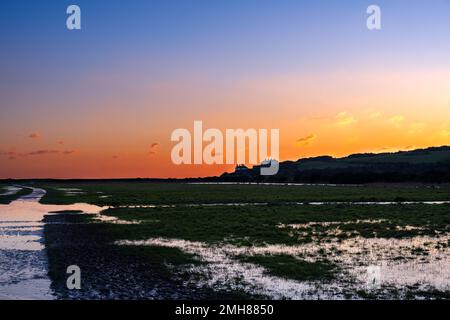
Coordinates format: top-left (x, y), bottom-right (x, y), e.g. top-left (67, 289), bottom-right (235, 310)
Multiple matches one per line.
top-left (220, 146), bottom-right (450, 183)
top-left (2, 146), bottom-right (450, 184)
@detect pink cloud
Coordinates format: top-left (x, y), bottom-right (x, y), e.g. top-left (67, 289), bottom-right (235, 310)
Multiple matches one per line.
top-left (149, 142), bottom-right (160, 155)
top-left (0, 148), bottom-right (76, 158)
top-left (296, 134), bottom-right (317, 146)
top-left (28, 150), bottom-right (59, 155)
top-left (29, 132), bottom-right (41, 139)
top-left (0, 150), bottom-right (26, 159)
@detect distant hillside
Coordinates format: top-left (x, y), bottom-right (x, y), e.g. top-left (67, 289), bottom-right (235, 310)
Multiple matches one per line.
top-left (2, 146), bottom-right (450, 184)
top-left (219, 146), bottom-right (450, 183)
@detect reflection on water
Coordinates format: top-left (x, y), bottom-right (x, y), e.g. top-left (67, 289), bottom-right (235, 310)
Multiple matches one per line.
top-left (115, 201), bottom-right (450, 209)
top-left (0, 186), bottom-right (22, 196)
top-left (0, 187), bottom-right (106, 299)
top-left (278, 219), bottom-right (388, 229)
top-left (1, 185), bottom-right (448, 299)
top-left (117, 238), bottom-right (339, 299)
top-left (56, 188), bottom-right (86, 196)
top-left (93, 213), bottom-right (140, 224)
top-left (117, 234), bottom-right (450, 299)
top-left (188, 182), bottom-right (362, 187)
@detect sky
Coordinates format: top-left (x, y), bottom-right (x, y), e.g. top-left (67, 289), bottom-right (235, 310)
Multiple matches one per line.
top-left (1, 0), bottom-right (450, 178)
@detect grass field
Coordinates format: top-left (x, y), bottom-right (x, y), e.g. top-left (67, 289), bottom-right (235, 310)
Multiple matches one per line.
top-left (35, 182), bottom-right (450, 206)
top-left (4, 181), bottom-right (449, 299)
top-left (97, 204), bottom-right (450, 245)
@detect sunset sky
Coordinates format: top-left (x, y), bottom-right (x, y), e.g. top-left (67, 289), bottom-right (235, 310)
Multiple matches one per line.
top-left (1, 0), bottom-right (450, 178)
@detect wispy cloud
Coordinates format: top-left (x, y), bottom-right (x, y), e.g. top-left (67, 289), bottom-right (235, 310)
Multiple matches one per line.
top-left (29, 132), bottom-right (41, 139)
top-left (0, 151), bottom-right (24, 160)
top-left (0, 149), bottom-right (76, 158)
top-left (368, 111), bottom-right (382, 119)
top-left (296, 134), bottom-right (317, 146)
top-left (149, 142), bottom-right (160, 155)
top-left (441, 129), bottom-right (450, 137)
top-left (387, 115), bottom-right (405, 127)
top-left (28, 150), bottom-right (59, 155)
top-left (335, 112), bottom-right (357, 126)
top-left (407, 122), bottom-right (426, 134)
top-left (0, 151), bottom-right (16, 156)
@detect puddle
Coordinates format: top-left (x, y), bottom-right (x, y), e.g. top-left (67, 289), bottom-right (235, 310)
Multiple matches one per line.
top-left (114, 201), bottom-right (450, 210)
top-left (117, 234), bottom-right (450, 299)
top-left (93, 214), bottom-right (140, 225)
top-left (0, 186), bottom-right (22, 196)
top-left (278, 219), bottom-right (388, 229)
top-left (0, 186), bottom-right (107, 299)
top-left (55, 188), bottom-right (86, 196)
top-left (303, 201), bottom-right (450, 205)
top-left (188, 182), bottom-right (361, 187)
top-left (117, 238), bottom-right (344, 299)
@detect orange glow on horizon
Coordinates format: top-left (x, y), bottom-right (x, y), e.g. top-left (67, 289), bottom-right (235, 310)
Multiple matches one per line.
top-left (1, 68), bottom-right (450, 179)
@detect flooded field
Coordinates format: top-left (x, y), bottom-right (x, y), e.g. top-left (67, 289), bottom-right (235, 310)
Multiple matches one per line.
top-left (116, 231), bottom-right (449, 299)
top-left (0, 187), bottom-right (106, 299)
top-left (0, 182), bottom-right (449, 299)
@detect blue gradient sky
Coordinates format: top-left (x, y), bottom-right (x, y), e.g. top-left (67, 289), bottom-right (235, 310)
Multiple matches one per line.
top-left (1, 0), bottom-right (450, 178)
